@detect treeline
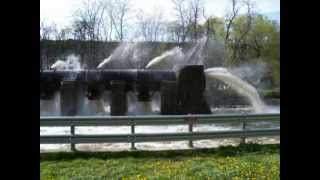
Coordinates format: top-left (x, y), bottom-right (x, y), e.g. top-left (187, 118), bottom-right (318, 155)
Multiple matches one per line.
top-left (40, 40), bottom-right (182, 69)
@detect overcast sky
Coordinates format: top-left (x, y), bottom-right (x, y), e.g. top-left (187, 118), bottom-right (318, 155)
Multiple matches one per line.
top-left (40, 0), bottom-right (279, 29)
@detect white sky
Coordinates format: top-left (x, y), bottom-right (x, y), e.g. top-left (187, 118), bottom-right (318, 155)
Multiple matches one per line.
top-left (40, 0), bottom-right (279, 29)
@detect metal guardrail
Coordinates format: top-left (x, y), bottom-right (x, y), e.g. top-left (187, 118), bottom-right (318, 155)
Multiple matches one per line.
top-left (40, 113), bottom-right (280, 151)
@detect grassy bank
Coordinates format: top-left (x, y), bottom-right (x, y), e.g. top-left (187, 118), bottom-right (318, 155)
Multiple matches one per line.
top-left (40, 143), bottom-right (279, 180)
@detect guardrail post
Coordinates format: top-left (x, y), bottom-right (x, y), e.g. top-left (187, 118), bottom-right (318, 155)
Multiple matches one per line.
top-left (70, 124), bottom-right (76, 152)
top-left (130, 120), bottom-right (137, 150)
top-left (187, 116), bottom-right (195, 148)
top-left (241, 118), bottom-right (247, 144)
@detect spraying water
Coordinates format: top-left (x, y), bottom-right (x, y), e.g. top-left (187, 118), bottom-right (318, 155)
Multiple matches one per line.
top-left (205, 67), bottom-right (265, 113)
top-left (97, 42), bottom-right (150, 69)
top-left (97, 55), bottom-right (112, 69)
top-left (50, 60), bottom-right (67, 70)
top-left (146, 37), bottom-right (208, 70)
top-left (145, 38), bottom-right (266, 113)
top-left (51, 54), bottom-right (82, 71)
top-left (41, 54), bottom-right (108, 116)
top-left (229, 62), bottom-right (268, 88)
top-left (184, 37), bottom-right (208, 65)
top-left (145, 47), bottom-right (184, 69)
top-left (97, 42), bottom-right (155, 113)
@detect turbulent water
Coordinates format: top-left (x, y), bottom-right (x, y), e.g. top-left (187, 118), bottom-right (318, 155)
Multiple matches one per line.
top-left (40, 105), bottom-right (279, 152)
top-left (40, 55), bottom-right (82, 116)
top-left (205, 67), bottom-right (265, 113)
top-left (40, 92), bottom-right (61, 116)
top-left (41, 55), bottom-right (108, 116)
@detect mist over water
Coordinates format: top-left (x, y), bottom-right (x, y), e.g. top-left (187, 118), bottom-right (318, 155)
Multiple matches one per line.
top-left (40, 92), bottom-right (61, 116)
top-left (40, 54), bottom-right (82, 116)
top-left (205, 68), bottom-right (265, 113)
top-left (229, 62), bottom-right (268, 88)
top-left (144, 37), bottom-right (268, 113)
top-left (127, 92), bottom-right (161, 115)
top-left (51, 54), bottom-right (82, 71)
top-left (184, 37), bottom-right (208, 65)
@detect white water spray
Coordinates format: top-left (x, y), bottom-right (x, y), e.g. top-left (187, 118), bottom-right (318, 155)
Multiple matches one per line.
top-left (205, 67), bottom-right (265, 113)
top-left (145, 47), bottom-right (184, 69)
top-left (97, 55), bottom-right (112, 69)
top-left (146, 37), bottom-right (208, 70)
top-left (42, 54), bottom-right (108, 116)
top-left (51, 60), bottom-right (67, 70)
top-left (184, 37), bottom-right (208, 65)
top-left (97, 42), bottom-right (148, 69)
top-left (51, 54), bottom-right (82, 71)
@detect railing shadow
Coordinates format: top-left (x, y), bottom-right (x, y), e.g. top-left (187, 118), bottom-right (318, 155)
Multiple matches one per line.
top-left (40, 143), bottom-right (279, 161)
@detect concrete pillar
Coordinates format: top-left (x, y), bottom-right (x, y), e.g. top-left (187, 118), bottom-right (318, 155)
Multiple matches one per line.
top-left (60, 81), bottom-right (78, 116)
top-left (110, 80), bottom-right (127, 116)
top-left (160, 81), bottom-right (178, 115)
top-left (177, 65), bottom-right (211, 114)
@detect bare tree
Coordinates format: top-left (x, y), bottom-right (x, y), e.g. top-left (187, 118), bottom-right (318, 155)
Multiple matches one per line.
top-left (40, 20), bottom-right (44, 40)
top-left (237, 0), bottom-right (254, 42)
top-left (171, 0), bottom-right (190, 43)
top-left (225, 0), bottom-right (255, 63)
top-left (165, 21), bottom-right (181, 42)
top-left (172, 0), bottom-right (204, 42)
top-left (202, 9), bottom-right (213, 38)
top-left (188, 0), bottom-right (204, 41)
top-left (40, 20), bottom-right (55, 40)
top-left (50, 23), bottom-right (62, 40)
top-left (136, 8), bottom-right (164, 42)
top-left (72, 20), bottom-right (88, 40)
top-left (108, 0), bottom-right (131, 41)
top-left (234, 0), bottom-right (254, 61)
top-left (60, 28), bottom-right (73, 40)
top-left (73, 0), bottom-right (106, 41)
top-left (225, 0), bottom-right (240, 43)
top-left (72, 0), bottom-right (108, 68)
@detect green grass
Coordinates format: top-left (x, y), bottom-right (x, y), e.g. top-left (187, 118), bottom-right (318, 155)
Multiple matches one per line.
top-left (40, 143), bottom-right (279, 180)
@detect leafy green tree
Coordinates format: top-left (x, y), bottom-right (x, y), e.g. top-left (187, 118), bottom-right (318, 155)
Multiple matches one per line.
top-left (202, 17), bottom-right (225, 41)
top-left (227, 14), bottom-right (280, 87)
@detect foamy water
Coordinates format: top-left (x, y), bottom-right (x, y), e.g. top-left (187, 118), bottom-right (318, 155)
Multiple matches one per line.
top-left (40, 92), bottom-right (61, 116)
top-left (40, 111), bottom-right (279, 152)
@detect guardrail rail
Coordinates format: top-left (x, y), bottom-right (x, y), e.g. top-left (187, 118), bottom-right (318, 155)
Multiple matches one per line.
top-left (40, 113), bottom-right (280, 151)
